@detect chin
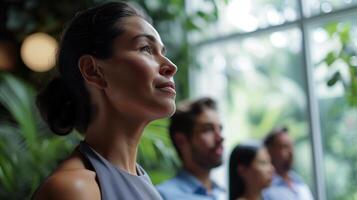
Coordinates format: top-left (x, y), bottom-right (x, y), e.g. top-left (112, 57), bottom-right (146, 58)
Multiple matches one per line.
top-left (152, 100), bottom-right (176, 119)
top-left (163, 96), bottom-right (176, 112)
top-left (166, 102), bottom-right (176, 116)
top-left (164, 102), bottom-right (176, 117)
top-left (209, 159), bottom-right (223, 169)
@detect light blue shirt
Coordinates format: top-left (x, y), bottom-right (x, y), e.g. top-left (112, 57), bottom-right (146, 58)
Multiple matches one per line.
top-left (263, 171), bottom-right (314, 200)
top-left (156, 170), bottom-right (226, 200)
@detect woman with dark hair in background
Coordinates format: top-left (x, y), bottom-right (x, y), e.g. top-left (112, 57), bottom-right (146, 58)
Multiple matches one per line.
top-left (229, 143), bottom-right (274, 200)
top-left (33, 1), bottom-right (177, 199)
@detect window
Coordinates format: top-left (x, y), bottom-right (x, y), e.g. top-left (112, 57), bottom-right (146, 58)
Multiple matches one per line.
top-left (190, 0), bottom-right (357, 199)
top-left (309, 18), bottom-right (357, 199)
top-left (303, 0), bottom-right (357, 17)
top-left (188, 0), bottom-right (299, 40)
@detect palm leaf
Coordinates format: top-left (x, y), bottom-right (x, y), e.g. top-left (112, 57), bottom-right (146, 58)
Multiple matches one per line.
top-left (0, 73), bottom-right (78, 198)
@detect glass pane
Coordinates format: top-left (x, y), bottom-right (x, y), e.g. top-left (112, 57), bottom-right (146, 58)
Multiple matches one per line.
top-left (303, 0), bottom-right (357, 17)
top-left (191, 28), bottom-right (315, 196)
top-left (309, 18), bottom-right (357, 199)
top-left (188, 0), bottom-right (300, 41)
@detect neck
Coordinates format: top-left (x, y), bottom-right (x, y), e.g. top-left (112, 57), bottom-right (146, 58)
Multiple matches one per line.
top-left (84, 104), bottom-right (149, 175)
top-left (275, 168), bottom-right (294, 188)
top-left (241, 186), bottom-right (262, 200)
top-left (276, 168), bottom-right (290, 180)
top-left (183, 162), bottom-right (212, 192)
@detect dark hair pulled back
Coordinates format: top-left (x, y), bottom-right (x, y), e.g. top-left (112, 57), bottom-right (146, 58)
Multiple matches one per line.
top-left (36, 2), bottom-right (145, 135)
top-left (229, 143), bottom-right (262, 200)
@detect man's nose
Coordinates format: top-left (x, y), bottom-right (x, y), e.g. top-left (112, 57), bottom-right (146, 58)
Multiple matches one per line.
top-left (215, 129), bottom-right (224, 142)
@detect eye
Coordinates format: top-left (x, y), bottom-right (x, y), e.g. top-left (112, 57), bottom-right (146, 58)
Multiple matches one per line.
top-left (201, 126), bottom-right (215, 133)
top-left (140, 45), bottom-right (153, 54)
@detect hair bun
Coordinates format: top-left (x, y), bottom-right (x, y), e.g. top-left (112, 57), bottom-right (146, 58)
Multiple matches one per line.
top-left (36, 77), bottom-right (76, 135)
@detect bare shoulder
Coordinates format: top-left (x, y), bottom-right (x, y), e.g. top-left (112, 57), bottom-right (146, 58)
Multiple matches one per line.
top-left (33, 151), bottom-right (100, 200)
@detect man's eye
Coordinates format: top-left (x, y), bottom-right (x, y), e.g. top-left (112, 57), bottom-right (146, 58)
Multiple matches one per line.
top-left (140, 46), bottom-right (152, 54)
top-left (201, 127), bottom-right (214, 133)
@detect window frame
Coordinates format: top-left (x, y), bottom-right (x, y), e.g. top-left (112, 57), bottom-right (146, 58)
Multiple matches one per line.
top-left (192, 1), bottom-right (357, 199)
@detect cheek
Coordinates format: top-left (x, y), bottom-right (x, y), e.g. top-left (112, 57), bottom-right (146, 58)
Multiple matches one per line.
top-left (103, 57), bottom-right (155, 102)
top-left (245, 168), bottom-right (258, 181)
top-left (129, 58), bottom-right (156, 80)
top-left (261, 167), bottom-right (273, 181)
top-left (281, 151), bottom-right (291, 159)
top-left (252, 166), bottom-right (265, 179)
top-left (111, 54), bottom-right (157, 83)
top-left (276, 151), bottom-right (285, 158)
top-left (201, 134), bottom-right (216, 147)
top-left (192, 135), bottom-right (212, 151)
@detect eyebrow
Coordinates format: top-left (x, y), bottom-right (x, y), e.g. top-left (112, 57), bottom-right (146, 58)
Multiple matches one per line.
top-left (131, 34), bottom-right (166, 54)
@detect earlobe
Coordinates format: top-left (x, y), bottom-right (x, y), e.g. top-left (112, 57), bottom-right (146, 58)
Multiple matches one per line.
top-left (78, 55), bottom-right (107, 89)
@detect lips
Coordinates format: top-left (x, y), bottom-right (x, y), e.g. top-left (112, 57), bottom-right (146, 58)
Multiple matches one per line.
top-left (156, 81), bottom-right (176, 95)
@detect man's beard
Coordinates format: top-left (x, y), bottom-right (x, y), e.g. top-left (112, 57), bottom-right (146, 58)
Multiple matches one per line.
top-left (282, 160), bottom-right (293, 171)
top-left (190, 144), bottom-right (223, 170)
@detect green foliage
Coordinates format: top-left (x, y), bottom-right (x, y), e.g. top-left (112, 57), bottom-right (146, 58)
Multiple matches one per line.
top-left (318, 21), bottom-right (357, 196)
top-left (327, 71), bottom-right (341, 86)
top-left (322, 22), bottom-right (357, 107)
top-left (0, 73), bottom-right (80, 199)
top-left (139, 119), bottom-right (180, 184)
top-left (325, 52), bottom-right (337, 66)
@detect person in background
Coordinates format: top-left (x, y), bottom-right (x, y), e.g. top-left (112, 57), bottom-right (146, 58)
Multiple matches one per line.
top-left (263, 126), bottom-right (314, 200)
top-left (32, 1), bottom-right (177, 199)
top-left (229, 142), bottom-right (274, 200)
top-left (157, 97), bottom-right (226, 200)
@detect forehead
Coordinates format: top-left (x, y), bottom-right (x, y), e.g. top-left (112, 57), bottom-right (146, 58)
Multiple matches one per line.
top-left (116, 16), bottom-right (163, 45)
top-left (275, 133), bottom-right (292, 145)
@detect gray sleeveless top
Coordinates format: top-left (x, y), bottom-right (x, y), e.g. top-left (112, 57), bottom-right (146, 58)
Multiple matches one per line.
top-left (79, 141), bottom-right (163, 200)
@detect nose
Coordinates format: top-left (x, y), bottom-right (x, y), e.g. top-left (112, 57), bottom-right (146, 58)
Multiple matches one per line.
top-left (216, 134), bottom-right (224, 144)
top-left (215, 127), bottom-right (224, 143)
top-left (159, 56), bottom-right (177, 77)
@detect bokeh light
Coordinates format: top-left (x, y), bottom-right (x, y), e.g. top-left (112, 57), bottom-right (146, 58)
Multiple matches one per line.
top-left (20, 32), bottom-right (57, 72)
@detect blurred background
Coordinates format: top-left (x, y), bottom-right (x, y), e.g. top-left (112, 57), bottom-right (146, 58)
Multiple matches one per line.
top-left (1, 0), bottom-right (357, 199)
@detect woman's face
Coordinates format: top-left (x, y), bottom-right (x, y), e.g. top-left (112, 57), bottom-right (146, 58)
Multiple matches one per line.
top-left (242, 148), bottom-right (274, 190)
top-left (96, 16), bottom-right (177, 120)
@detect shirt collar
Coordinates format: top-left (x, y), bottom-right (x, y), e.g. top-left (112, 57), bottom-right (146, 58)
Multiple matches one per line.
top-left (177, 169), bottom-right (225, 195)
top-left (272, 170), bottom-right (304, 185)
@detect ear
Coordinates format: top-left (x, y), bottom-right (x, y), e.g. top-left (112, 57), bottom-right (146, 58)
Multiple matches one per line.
top-left (78, 55), bottom-right (107, 89)
top-left (173, 132), bottom-right (191, 160)
top-left (173, 132), bottom-right (189, 146)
